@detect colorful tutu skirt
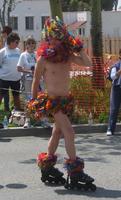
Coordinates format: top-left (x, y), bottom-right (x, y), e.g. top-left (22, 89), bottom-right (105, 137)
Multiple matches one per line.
top-left (27, 92), bottom-right (74, 120)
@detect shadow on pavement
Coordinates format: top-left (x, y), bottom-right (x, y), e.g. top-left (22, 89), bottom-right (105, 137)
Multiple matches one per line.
top-left (6, 183), bottom-right (27, 189)
top-left (0, 185), bottom-right (4, 189)
top-left (19, 158), bottom-right (36, 164)
top-left (0, 138), bottom-right (12, 142)
top-left (55, 187), bottom-right (121, 198)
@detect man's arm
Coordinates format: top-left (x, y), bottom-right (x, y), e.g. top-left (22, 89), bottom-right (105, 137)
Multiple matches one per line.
top-left (17, 66), bottom-right (32, 74)
top-left (71, 49), bottom-right (92, 67)
top-left (111, 61), bottom-right (121, 80)
top-left (32, 57), bottom-right (44, 99)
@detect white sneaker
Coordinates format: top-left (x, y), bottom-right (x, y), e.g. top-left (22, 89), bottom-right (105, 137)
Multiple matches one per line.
top-left (106, 130), bottom-right (112, 136)
top-left (23, 118), bottom-right (31, 128)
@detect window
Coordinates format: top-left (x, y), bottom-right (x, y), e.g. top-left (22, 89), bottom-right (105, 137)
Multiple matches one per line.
top-left (79, 28), bottom-right (82, 35)
top-left (41, 16), bottom-right (49, 29)
top-left (79, 28), bottom-right (85, 36)
top-left (10, 17), bottom-right (18, 30)
top-left (83, 28), bottom-right (85, 36)
top-left (25, 16), bottom-right (34, 30)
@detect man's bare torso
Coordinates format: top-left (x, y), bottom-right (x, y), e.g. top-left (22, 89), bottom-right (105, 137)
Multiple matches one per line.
top-left (43, 60), bottom-right (71, 96)
top-left (32, 50), bottom-right (91, 99)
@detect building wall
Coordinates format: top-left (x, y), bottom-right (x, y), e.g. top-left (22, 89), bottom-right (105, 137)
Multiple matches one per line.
top-left (102, 11), bottom-right (121, 37)
top-left (11, 0), bottom-right (51, 40)
top-left (64, 11), bottom-right (121, 37)
top-left (63, 11), bottom-right (90, 37)
top-left (0, 0), bottom-right (121, 40)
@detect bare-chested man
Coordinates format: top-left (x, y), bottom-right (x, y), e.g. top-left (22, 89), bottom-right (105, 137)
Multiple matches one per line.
top-left (28, 17), bottom-right (96, 189)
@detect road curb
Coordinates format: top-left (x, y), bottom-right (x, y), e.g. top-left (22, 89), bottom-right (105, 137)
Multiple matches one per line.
top-left (1, 123), bottom-right (121, 137)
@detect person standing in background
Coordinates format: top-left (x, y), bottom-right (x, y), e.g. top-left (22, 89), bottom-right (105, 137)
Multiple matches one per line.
top-left (17, 36), bottom-right (50, 128)
top-left (2, 26), bottom-right (12, 47)
top-left (106, 49), bottom-right (121, 136)
top-left (17, 37), bottom-right (37, 128)
top-left (1, 26), bottom-right (12, 111)
top-left (0, 32), bottom-right (21, 111)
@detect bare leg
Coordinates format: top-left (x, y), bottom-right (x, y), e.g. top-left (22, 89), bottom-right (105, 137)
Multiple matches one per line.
top-left (53, 111), bottom-right (76, 160)
top-left (48, 123), bottom-right (62, 155)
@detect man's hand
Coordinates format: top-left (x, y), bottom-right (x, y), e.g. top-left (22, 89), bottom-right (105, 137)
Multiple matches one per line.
top-left (116, 69), bottom-right (121, 77)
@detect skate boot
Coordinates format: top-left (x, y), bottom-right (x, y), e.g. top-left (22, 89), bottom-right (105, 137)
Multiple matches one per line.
top-left (37, 152), bottom-right (65, 184)
top-left (64, 157), bottom-right (96, 191)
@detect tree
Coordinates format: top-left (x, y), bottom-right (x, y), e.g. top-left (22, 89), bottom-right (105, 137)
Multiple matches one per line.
top-left (61, 0), bottom-right (119, 11)
top-left (61, 0), bottom-right (91, 11)
top-left (49, 0), bottom-right (63, 20)
top-left (91, 0), bottom-right (104, 89)
top-left (0, 0), bottom-right (15, 28)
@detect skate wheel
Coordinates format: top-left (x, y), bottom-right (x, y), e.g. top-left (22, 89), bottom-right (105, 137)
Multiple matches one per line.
top-left (64, 183), bottom-right (69, 189)
top-left (50, 180), bottom-right (53, 183)
top-left (41, 177), bottom-right (46, 183)
top-left (70, 184), bottom-right (74, 189)
top-left (90, 184), bottom-right (96, 191)
top-left (64, 183), bottom-right (74, 190)
top-left (76, 184), bottom-right (83, 190)
top-left (61, 178), bottom-right (66, 184)
top-left (54, 180), bottom-right (59, 184)
top-left (84, 184), bottom-right (89, 191)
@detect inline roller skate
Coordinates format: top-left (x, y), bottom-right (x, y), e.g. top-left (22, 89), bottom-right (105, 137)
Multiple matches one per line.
top-left (37, 152), bottom-right (65, 184)
top-left (64, 157), bottom-right (96, 191)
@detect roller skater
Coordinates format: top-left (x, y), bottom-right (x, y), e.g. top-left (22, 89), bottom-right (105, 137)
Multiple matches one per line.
top-left (37, 152), bottom-right (65, 184)
top-left (27, 17), bottom-right (96, 189)
top-left (64, 157), bottom-right (96, 191)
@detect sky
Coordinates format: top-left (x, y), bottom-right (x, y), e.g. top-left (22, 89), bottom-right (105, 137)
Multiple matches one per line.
top-left (118, 0), bottom-right (121, 9)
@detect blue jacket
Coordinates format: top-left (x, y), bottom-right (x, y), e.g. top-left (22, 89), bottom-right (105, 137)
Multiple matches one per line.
top-left (111, 61), bottom-right (121, 86)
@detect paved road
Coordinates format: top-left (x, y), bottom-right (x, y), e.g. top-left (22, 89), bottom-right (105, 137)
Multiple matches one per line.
top-left (0, 132), bottom-right (121, 200)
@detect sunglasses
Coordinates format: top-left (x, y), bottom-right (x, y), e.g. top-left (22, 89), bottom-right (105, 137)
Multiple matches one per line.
top-left (27, 42), bottom-right (35, 45)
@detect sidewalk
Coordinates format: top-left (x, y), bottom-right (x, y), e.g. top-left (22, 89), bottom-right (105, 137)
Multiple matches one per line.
top-left (0, 123), bottom-right (121, 137)
top-left (0, 133), bottom-right (121, 200)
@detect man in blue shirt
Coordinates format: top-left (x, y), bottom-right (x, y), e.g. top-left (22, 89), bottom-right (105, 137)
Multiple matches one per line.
top-left (107, 49), bottom-right (121, 136)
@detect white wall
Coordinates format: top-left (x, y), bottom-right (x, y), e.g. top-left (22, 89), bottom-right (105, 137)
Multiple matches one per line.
top-left (1, 0), bottom-right (121, 40)
top-left (63, 11), bottom-right (91, 37)
top-left (11, 0), bottom-right (51, 40)
top-left (102, 11), bottom-right (121, 37)
top-left (64, 11), bottom-right (121, 37)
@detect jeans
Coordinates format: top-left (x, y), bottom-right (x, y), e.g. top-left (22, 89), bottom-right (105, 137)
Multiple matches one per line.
top-left (4, 92), bottom-right (9, 111)
top-left (108, 85), bottom-right (121, 133)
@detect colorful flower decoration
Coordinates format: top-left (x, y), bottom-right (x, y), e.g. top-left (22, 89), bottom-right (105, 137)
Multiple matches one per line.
top-left (26, 92), bottom-right (74, 121)
top-left (37, 16), bottom-right (83, 60)
top-left (64, 157), bottom-right (84, 175)
top-left (37, 152), bottom-right (57, 169)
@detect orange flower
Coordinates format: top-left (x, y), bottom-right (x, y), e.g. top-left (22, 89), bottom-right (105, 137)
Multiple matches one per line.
top-left (37, 92), bottom-right (46, 99)
top-left (46, 100), bottom-right (52, 110)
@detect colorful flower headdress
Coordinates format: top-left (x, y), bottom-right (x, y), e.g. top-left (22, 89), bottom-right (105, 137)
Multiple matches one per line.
top-left (37, 16), bottom-right (83, 60)
top-left (42, 16), bottom-right (68, 41)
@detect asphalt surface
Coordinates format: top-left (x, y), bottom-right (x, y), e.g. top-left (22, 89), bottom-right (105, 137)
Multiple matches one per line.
top-left (0, 132), bottom-right (121, 200)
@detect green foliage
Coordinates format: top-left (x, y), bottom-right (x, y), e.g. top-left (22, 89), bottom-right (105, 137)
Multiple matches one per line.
top-left (101, 0), bottom-right (118, 11)
top-left (70, 75), bottom-right (111, 124)
top-left (0, 110), bottom-right (10, 123)
top-left (98, 112), bottom-right (108, 123)
top-left (61, 0), bottom-right (119, 11)
top-left (61, 0), bottom-right (91, 11)
top-left (49, 0), bottom-right (63, 20)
